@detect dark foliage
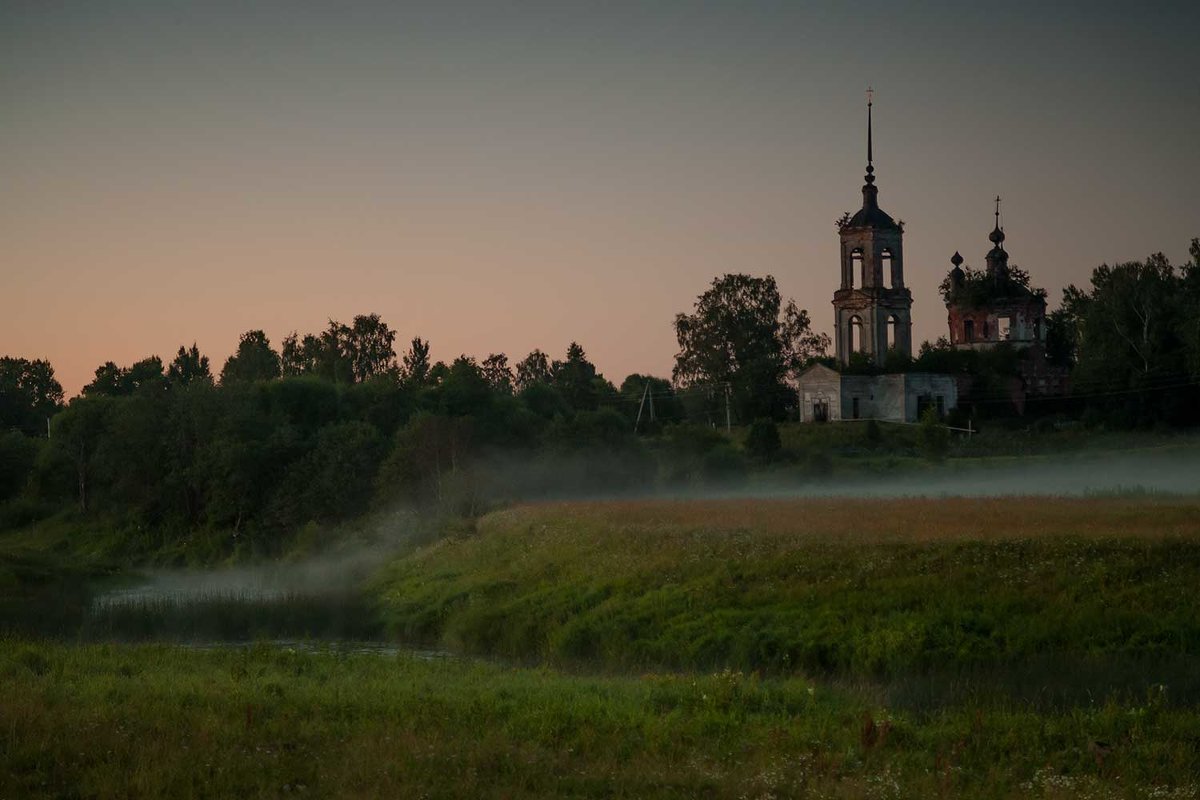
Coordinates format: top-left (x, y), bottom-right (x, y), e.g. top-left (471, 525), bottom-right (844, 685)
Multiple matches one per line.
top-left (673, 274), bottom-right (828, 422)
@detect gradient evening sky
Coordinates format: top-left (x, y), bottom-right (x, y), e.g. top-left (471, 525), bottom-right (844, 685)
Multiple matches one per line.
top-left (3, 1), bottom-right (1198, 396)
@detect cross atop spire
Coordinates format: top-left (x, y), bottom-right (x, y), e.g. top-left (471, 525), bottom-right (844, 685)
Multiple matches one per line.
top-left (989, 195), bottom-right (1006, 247)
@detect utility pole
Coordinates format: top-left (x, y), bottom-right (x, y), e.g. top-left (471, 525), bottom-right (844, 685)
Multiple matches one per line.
top-left (634, 383), bottom-right (649, 433)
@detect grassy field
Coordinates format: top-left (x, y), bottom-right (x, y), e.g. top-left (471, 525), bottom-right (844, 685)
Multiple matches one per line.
top-left (373, 497), bottom-right (1200, 678)
top-left (5, 495), bottom-right (1200, 798)
top-left (4, 641), bottom-right (1199, 799)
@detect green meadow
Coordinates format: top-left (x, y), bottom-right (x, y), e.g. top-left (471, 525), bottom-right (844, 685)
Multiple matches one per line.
top-left (4, 495), bottom-right (1200, 797)
top-left (373, 498), bottom-right (1200, 678)
top-left (4, 641), bottom-right (1199, 799)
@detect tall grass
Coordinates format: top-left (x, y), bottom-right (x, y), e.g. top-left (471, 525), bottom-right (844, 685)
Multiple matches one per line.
top-left (3, 641), bottom-right (1198, 799)
top-left (373, 497), bottom-right (1200, 679)
top-left (82, 590), bottom-right (383, 642)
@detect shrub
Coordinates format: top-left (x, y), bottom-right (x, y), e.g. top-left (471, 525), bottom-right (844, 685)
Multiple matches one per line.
top-left (744, 419), bottom-right (782, 463)
top-left (919, 407), bottom-right (950, 462)
top-left (0, 431), bottom-right (38, 502)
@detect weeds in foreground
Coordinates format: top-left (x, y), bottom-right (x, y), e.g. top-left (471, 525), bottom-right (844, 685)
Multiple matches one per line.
top-left (2, 642), bottom-right (1199, 799)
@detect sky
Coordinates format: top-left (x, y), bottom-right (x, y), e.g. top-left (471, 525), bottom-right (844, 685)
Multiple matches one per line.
top-left (3, 1), bottom-right (1198, 396)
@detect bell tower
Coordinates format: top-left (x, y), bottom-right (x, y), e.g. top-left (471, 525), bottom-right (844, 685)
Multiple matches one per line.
top-left (832, 89), bottom-right (913, 366)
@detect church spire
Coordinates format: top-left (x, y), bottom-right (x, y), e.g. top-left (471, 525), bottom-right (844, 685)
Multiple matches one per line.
top-left (865, 87), bottom-right (875, 186)
top-left (986, 194), bottom-right (1009, 278)
top-left (861, 87), bottom-right (880, 211)
top-left (988, 195), bottom-right (1006, 248)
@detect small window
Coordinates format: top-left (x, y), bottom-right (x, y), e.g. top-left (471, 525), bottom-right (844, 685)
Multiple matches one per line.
top-left (963, 319), bottom-right (975, 342)
top-left (849, 316), bottom-right (864, 353)
top-left (881, 248), bottom-right (894, 289)
top-left (852, 397), bottom-right (860, 420)
top-left (887, 315), bottom-right (899, 350)
top-left (998, 316), bottom-right (1012, 340)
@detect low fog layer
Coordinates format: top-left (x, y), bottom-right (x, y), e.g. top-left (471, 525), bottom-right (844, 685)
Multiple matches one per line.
top-left (94, 515), bottom-right (418, 607)
top-left (94, 447), bottom-right (1198, 607)
top-left (753, 447), bottom-right (1200, 500)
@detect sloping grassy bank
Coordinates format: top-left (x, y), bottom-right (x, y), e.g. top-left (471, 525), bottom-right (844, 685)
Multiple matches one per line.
top-left (373, 497), bottom-right (1200, 678)
top-left (4, 641), bottom-right (1199, 799)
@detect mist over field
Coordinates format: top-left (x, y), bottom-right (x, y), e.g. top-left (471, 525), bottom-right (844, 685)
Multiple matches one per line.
top-left (741, 447), bottom-right (1200, 499)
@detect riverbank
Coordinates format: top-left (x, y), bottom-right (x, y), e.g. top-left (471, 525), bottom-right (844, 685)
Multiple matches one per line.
top-left (372, 497), bottom-right (1200, 677)
top-left (5, 493), bottom-right (1200, 797)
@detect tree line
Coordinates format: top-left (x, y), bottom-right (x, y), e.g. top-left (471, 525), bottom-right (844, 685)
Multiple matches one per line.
top-left (1, 240), bottom-right (1197, 550)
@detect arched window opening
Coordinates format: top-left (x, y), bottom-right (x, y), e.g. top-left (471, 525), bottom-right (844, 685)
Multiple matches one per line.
top-left (849, 316), bottom-right (863, 354)
top-left (963, 319), bottom-right (975, 342)
top-left (849, 249), bottom-right (863, 289)
top-left (887, 315), bottom-right (899, 351)
top-left (982, 320), bottom-right (990, 339)
top-left (998, 316), bottom-right (1012, 341)
top-left (881, 248), bottom-right (894, 289)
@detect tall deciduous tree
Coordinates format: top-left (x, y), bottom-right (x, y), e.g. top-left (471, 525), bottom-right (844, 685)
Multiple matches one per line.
top-left (780, 301), bottom-right (832, 382)
top-left (673, 274), bottom-right (826, 420)
top-left (346, 314), bottom-right (397, 383)
top-left (280, 315), bottom-right (396, 384)
top-left (514, 349), bottom-right (552, 391)
top-left (552, 343), bottom-right (603, 411)
top-left (167, 343), bottom-right (212, 387)
top-left (220, 330), bottom-right (281, 384)
top-left (47, 395), bottom-right (114, 512)
top-left (83, 357), bottom-right (165, 397)
top-left (1061, 240), bottom-right (1200, 425)
top-left (481, 353), bottom-right (513, 394)
top-left (401, 337), bottom-right (432, 386)
top-left (0, 357), bottom-right (64, 435)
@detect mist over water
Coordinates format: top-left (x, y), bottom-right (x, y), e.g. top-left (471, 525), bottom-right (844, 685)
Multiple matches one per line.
top-left (87, 512), bottom-right (426, 639)
top-left (94, 539), bottom-right (399, 607)
top-left (85, 445), bottom-right (1198, 645)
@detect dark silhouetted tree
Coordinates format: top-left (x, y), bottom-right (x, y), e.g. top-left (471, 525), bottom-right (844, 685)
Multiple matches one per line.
top-left (280, 332), bottom-right (319, 376)
top-left (481, 353), bottom-right (513, 394)
top-left (780, 301), bottom-right (832, 381)
top-left (0, 431), bottom-right (37, 500)
top-left (0, 357), bottom-right (64, 435)
top-left (220, 330), bottom-right (281, 384)
top-left (514, 349), bottom-right (552, 391)
top-left (46, 395), bottom-right (114, 511)
top-left (167, 343), bottom-right (212, 387)
top-left (552, 343), bottom-right (604, 411)
top-left (83, 357), bottom-right (165, 397)
top-left (745, 418), bottom-right (782, 463)
top-left (674, 274), bottom-right (824, 420)
top-left (346, 314), bottom-right (397, 383)
top-left (401, 337), bottom-right (432, 386)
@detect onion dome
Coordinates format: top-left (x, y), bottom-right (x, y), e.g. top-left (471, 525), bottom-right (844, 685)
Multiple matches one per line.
top-left (949, 251), bottom-right (965, 286)
top-left (985, 197), bottom-right (1010, 278)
